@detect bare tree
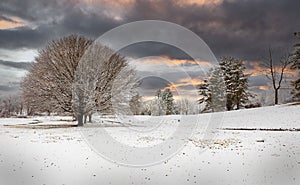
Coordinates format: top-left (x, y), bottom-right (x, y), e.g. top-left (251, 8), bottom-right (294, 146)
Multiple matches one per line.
top-left (141, 100), bottom-right (155, 115)
top-left (73, 43), bottom-right (138, 125)
top-left (177, 98), bottom-right (198, 115)
top-left (129, 93), bottom-right (142, 115)
top-left (22, 35), bottom-right (92, 117)
top-left (262, 47), bottom-right (291, 105)
top-left (22, 35), bottom-right (138, 126)
top-left (72, 44), bottom-right (114, 125)
top-left (0, 95), bottom-right (23, 117)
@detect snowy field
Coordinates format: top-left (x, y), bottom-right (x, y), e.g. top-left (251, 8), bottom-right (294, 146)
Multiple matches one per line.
top-left (0, 104), bottom-right (299, 185)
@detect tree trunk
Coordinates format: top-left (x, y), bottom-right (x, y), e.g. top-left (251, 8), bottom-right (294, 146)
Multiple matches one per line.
top-left (236, 100), bottom-right (240, 110)
top-left (226, 100), bottom-right (233, 111)
top-left (275, 89), bottom-right (279, 105)
top-left (20, 103), bottom-right (23, 115)
top-left (77, 95), bottom-right (84, 126)
top-left (88, 114), bottom-right (92, 123)
top-left (84, 115), bottom-right (87, 124)
top-left (77, 113), bottom-right (84, 126)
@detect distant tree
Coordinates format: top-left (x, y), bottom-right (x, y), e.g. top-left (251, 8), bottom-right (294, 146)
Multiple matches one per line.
top-left (198, 67), bottom-right (226, 112)
top-left (0, 95), bottom-right (23, 117)
top-left (262, 47), bottom-right (291, 105)
top-left (129, 93), bottom-right (142, 115)
top-left (290, 32), bottom-right (300, 98)
top-left (198, 80), bottom-right (210, 112)
top-left (141, 100), bottom-right (155, 115)
top-left (155, 89), bottom-right (164, 116)
top-left (162, 88), bottom-right (175, 115)
top-left (199, 57), bottom-right (251, 112)
top-left (220, 57), bottom-right (253, 110)
top-left (177, 98), bottom-right (197, 115)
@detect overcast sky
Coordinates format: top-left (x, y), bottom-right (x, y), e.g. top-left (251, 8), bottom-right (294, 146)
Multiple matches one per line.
top-left (0, 0), bottom-right (299, 102)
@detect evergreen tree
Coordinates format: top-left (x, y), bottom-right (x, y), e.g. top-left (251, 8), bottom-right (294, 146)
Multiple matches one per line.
top-left (219, 57), bottom-right (252, 110)
top-left (162, 88), bottom-right (175, 115)
top-left (198, 68), bottom-right (226, 112)
top-left (199, 57), bottom-right (252, 112)
top-left (155, 89), bottom-right (164, 115)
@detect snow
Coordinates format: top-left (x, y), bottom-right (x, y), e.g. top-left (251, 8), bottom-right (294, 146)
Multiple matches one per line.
top-left (221, 104), bottom-right (299, 129)
top-left (0, 116), bottom-right (74, 126)
top-left (0, 104), bottom-right (299, 185)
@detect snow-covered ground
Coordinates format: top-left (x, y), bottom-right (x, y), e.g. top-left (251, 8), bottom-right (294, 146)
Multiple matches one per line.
top-left (0, 104), bottom-right (299, 185)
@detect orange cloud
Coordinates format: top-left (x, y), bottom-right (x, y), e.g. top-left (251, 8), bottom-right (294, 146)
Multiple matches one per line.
top-left (77, 0), bottom-right (135, 11)
top-left (164, 78), bottom-right (203, 93)
top-left (73, 0), bottom-right (135, 21)
top-left (77, 0), bottom-right (134, 5)
top-left (177, 0), bottom-right (223, 6)
top-left (178, 78), bottom-right (204, 86)
top-left (245, 61), bottom-right (265, 76)
top-left (0, 17), bottom-right (25, 30)
top-left (80, 0), bottom-right (221, 9)
top-left (258, 86), bottom-right (269, 91)
top-left (140, 55), bottom-right (213, 67)
top-left (246, 61), bottom-right (298, 77)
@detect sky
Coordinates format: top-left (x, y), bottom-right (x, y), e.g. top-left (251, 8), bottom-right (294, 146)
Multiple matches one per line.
top-left (0, 0), bottom-right (299, 103)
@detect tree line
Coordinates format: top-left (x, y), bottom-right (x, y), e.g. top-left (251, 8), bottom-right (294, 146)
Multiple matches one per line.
top-left (0, 32), bottom-right (299, 121)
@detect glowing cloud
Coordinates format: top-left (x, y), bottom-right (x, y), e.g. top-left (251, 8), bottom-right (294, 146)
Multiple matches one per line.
top-left (176, 0), bottom-right (223, 6)
top-left (0, 17), bottom-right (25, 30)
top-left (246, 61), bottom-right (298, 77)
top-left (139, 55), bottom-right (213, 67)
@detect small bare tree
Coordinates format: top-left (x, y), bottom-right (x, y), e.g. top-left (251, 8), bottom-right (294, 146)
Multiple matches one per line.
top-left (262, 47), bottom-right (291, 105)
top-left (129, 93), bottom-right (142, 115)
top-left (177, 98), bottom-right (198, 115)
top-left (0, 95), bottom-right (23, 117)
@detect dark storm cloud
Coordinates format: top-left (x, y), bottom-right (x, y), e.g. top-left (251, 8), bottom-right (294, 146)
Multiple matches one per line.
top-left (1, 0), bottom-right (298, 61)
top-left (125, 0), bottom-right (300, 60)
top-left (0, 0), bottom-right (120, 49)
top-left (0, 0), bottom-right (72, 22)
top-left (0, 0), bottom-right (298, 94)
top-left (0, 15), bottom-right (18, 23)
top-left (139, 76), bottom-right (170, 90)
top-left (119, 42), bottom-right (193, 60)
top-left (0, 60), bottom-right (32, 70)
top-left (0, 26), bottom-right (49, 49)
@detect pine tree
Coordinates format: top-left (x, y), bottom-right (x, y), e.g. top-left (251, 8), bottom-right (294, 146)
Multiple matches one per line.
top-left (198, 80), bottom-right (211, 112)
top-left (220, 57), bottom-right (253, 110)
top-left (199, 57), bottom-right (252, 112)
top-left (198, 68), bottom-right (226, 112)
top-left (155, 89), bottom-right (164, 116)
top-left (162, 88), bottom-right (175, 115)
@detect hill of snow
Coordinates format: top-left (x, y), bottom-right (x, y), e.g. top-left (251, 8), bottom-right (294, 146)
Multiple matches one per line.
top-left (0, 104), bottom-right (299, 185)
